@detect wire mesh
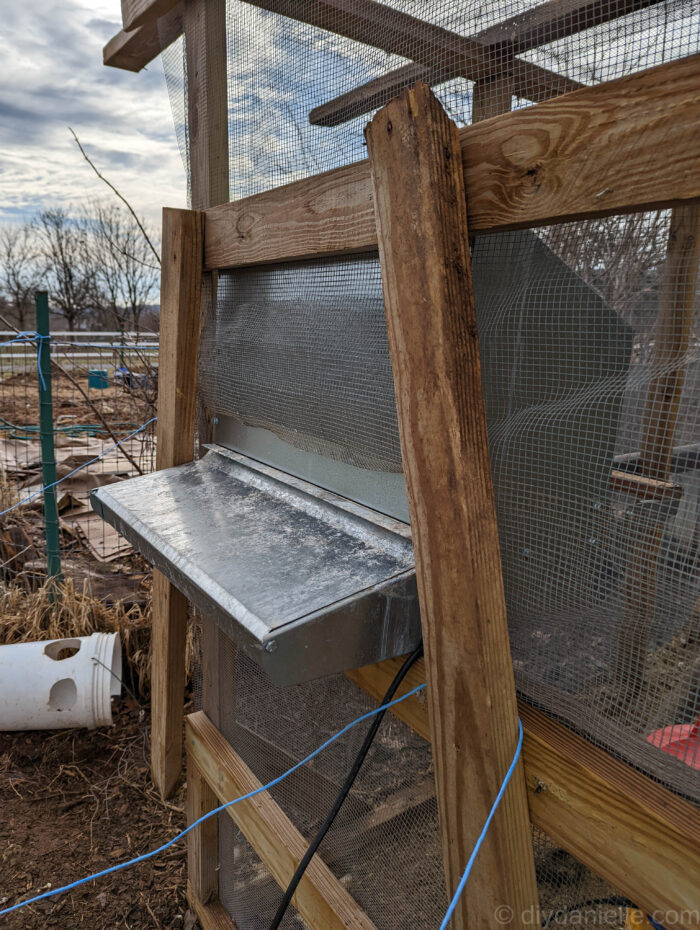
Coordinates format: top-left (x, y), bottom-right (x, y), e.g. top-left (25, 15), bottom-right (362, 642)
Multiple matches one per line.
top-left (161, 1), bottom-right (700, 926)
top-left (0, 332), bottom-right (157, 586)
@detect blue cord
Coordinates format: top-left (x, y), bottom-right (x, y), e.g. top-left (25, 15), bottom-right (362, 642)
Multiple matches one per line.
top-left (0, 332), bottom-right (48, 391)
top-left (0, 416), bottom-right (158, 518)
top-left (0, 683), bottom-right (428, 918)
top-left (438, 718), bottom-right (524, 929)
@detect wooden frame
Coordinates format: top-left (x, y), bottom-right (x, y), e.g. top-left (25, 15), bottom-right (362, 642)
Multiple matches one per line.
top-left (181, 55), bottom-right (697, 925)
top-left (186, 711), bottom-right (380, 930)
top-left (104, 1), bottom-right (700, 923)
top-left (150, 0), bottom-right (230, 800)
top-left (150, 207), bottom-right (203, 797)
top-left (365, 83), bottom-right (538, 926)
top-left (347, 657), bottom-right (700, 929)
top-left (310, 0), bottom-right (664, 126)
top-left (204, 55), bottom-right (700, 269)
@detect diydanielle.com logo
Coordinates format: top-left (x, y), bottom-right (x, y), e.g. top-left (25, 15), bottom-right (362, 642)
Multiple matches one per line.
top-left (493, 905), bottom-right (699, 927)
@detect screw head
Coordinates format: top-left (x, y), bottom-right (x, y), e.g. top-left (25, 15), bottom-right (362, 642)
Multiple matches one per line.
top-left (264, 640), bottom-right (277, 653)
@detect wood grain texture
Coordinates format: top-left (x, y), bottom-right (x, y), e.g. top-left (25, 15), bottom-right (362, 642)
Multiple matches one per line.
top-left (187, 883), bottom-right (240, 930)
top-left (186, 712), bottom-right (379, 930)
top-left (309, 0), bottom-right (596, 126)
top-left (151, 207), bottom-right (203, 800)
top-left (187, 754), bottom-right (219, 906)
top-left (618, 203), bottom-right (700, 703)
top-left (309, 0), bottom-right (610, 127)
top-left (243, 0), bottom-right (580, 105)
top-left (366, 83), bottom-right (539, 929)
top-left (155, 208), bottom-right (203, 471)
top-left (103, 1), bottom-right (182, 71)
top-left (204, 159), bottom-right (375, 269)
top-left (121, 0), bottom-right (179, 31)
top-left (460, 54), bottom-right (700, 231)
top-left (348, 656), bottom-right (700, 927)
top-left (184, 0), bottom-right (229, 213)
top-left (520, 704), bottom-right (700, 929)
top-left (205, 56), bottom-right (700, 270)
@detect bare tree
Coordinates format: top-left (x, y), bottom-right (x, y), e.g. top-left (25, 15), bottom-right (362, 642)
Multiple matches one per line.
top-left (0, 224), bottom-right (43, 329)
top-left (34, 208), bottom-right (97, 331)
top-left (87, 202), bottom-right (159, 334)
top-left (541, 211), bottom-right (670, 336)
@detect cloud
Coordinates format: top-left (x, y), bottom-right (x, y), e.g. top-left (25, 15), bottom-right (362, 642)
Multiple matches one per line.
top-left (0, 0), bottom-right (186, 232)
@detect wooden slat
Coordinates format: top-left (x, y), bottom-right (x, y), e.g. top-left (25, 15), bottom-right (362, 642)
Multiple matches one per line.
top-left (204, 55), bottom-right (700, 270)
top-left (347, 656), bottom-right (700, 928)
top-left (184, 0), bottom-right (229, 212)
top-left (186, 711), bottom-right (380, 930)
top-left (609, 468), bottom-right (683, 502)
top-left (309, 0), bottom-right (664, 127)
top-left (151, 0), bottom-right (230, 806)
top-left (103, 1), bottom-right (182, 72)
top-left (496, 0), bottom-right (665, 57)
top-left (187, 882), bottom-right (240, 930)
top-left (150, 207), bottom-right (203, 800)
top-left (520, 704), bottom-right (700, 930)
top-left (121, 0), bottom-right (179, 31)
top-left (366, 83), bottom-right (539, 928)
top-left (204, 159), bottom-right (375, 269)
top-left (187, 754), bottom-right (219, 905)
top-left (472, 72), bottom-right (514, 122)
top-left (618, 203), bottom-right (700, 703)
top-left (244, 0), bottom-right (581, 105)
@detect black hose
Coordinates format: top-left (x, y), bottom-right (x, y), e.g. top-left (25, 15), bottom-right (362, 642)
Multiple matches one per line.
top-left (268, 642), bottom-right (425, 930)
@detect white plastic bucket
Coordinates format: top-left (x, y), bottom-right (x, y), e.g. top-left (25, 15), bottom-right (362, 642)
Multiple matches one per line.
top-left (0, 632), bottom-right (121, 731)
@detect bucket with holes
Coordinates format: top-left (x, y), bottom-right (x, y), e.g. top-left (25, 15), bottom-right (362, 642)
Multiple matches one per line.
top-left (0, 632), bottom-right (121, 731)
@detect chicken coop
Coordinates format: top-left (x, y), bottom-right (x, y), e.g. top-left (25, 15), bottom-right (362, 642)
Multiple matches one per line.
top-left (98, 1), bottom-right (699, 928)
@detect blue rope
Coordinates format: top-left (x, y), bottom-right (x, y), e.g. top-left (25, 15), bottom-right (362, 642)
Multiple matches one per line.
top-left (0, 332), bottom-right (49, 391)
top-left (1, 693), bottom-right (525, 925)
top-left (0, 683), bottom-right (428, 918)
top-left (0, 417), bottom-right (158, 518)
top-left (438, 718), bottom-right (524, 929)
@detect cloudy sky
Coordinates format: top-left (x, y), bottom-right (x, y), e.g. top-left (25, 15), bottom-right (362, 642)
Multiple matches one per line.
top-left (0, 0), bottom-right (186, 233)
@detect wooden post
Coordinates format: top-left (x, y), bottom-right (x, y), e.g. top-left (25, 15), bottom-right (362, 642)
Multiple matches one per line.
top-left (472, 73), bottom-right (514, 122)
top-left (150, 0), bottom-right (230, 801)
top-left (187, 753), bottom-right (220, 905)
top-left (184, 0), bottom-right (229, 213)
top-left (618, 203), bottom-right (700, 702)
top-left (365, 83), bottom-right (539, 929)
top-left (151, 207), bottom-right (203, 798)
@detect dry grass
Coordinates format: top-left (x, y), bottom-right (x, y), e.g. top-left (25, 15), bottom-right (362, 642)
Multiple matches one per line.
top-left (0, 577), bottom-right (163, 698)
top-left (0, 468), bottom-right (19, 514)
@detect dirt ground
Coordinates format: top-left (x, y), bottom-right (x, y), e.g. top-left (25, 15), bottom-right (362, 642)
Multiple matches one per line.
top-left (0, 700), bottom-right (200, 930)
top-left (0, 369), bottom-right (156, 433)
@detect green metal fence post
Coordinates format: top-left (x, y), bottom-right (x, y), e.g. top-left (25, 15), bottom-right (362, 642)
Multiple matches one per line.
top-left (35, 291), bottom-right (62, 589)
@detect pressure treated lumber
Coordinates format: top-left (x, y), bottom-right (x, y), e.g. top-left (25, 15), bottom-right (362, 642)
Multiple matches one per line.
top-left (243, 0), bottom-right (580, 105)
top-left (347, 656), bottom-right (700, 928)
top-left (366, 83), bottom-right (539, 929)
top-left (103, 1), bottom-right (182, 71)
top-left (150, 208), bottom-right (203, 800)
top-left (184, 0), bottom-right (229, 212)
top-left (187, 754), bottom-right (219, 906)
top-left (309, 0), bottom-right (664, 127)
top-left (204, 55), bottom-right (700, 270)
top-left (150, 0), bottom-right (230, 804)
top-left (186, 711), bottom-right (379, 930)
top-left (618, 203), bottom-right (700, 704)
top-left (121, 0), bottom-right (179, 31)
top-left (187, 883), bottom-right (239, 930)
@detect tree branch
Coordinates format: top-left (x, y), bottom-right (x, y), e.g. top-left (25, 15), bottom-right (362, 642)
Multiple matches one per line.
top-left (69, 128), bottom-right (161, 267)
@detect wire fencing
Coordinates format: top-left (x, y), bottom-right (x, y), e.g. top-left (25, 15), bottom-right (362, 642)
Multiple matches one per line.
top-left (0, 321), bottom-right (158, 593)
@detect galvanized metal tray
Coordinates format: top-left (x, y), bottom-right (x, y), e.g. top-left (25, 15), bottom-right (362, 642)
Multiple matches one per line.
top-left (91, 446), bottom-right (420, 684)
